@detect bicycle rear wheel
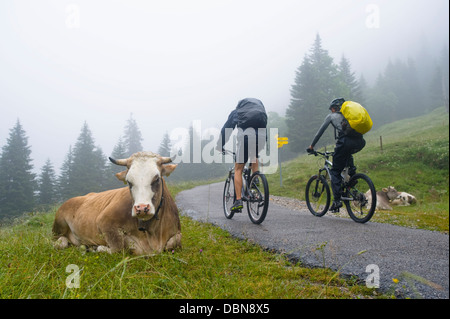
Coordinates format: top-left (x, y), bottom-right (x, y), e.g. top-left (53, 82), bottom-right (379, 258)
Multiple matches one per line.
top-left (343, 173), bottom-right (376, 223)
top-left (305, 175), bottom-right (330, 217)
top-left (246, 173), bottom-right (269, 224)
top-left (223, 174), bottom-right (235, 219)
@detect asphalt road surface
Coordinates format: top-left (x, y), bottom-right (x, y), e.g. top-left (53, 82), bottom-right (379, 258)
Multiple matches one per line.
top-left (176, 182), bottom-right (449, 299)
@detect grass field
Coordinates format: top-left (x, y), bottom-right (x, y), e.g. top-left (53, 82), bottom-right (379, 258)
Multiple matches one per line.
top-left (267, 107), bottom-right (449, 233)
top-left (0, 203), bottom-right (376, 299)
top-left (0, 108), bottom-right (448, 299)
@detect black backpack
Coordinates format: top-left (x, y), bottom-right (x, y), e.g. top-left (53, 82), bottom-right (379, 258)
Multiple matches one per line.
top-left (235, 98), bottom-right (267, 129)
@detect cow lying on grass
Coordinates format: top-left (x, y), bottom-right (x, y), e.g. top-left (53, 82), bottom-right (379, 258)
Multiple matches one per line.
top-left (366, 186), bottom-right (417, 211)
top-left (53, 152), bottom-right (181, 255)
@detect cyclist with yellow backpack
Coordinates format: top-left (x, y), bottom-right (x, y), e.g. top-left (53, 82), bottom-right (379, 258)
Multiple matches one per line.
top-left (307, 98), bottom-right (372, 212)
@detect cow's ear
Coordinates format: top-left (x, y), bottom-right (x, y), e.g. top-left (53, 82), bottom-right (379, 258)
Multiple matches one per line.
top-left (382, 187), bottom-right (388, 192)
top-left (115, 170), bottom-right (128, 183)
top-left (161, 164), bottom-right (177, 177)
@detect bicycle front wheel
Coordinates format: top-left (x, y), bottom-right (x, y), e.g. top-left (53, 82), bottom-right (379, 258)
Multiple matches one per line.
top-left (305, 175), bottom-right (330, 217)
top-left (223, 174), bottom-right (235, 219)
top-left (246, 173), bottom-right (269, 224)
top-left (343, 173), bottom-right (376, 223)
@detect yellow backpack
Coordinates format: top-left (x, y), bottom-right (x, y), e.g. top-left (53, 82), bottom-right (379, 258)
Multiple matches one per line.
top-left (340, 101), bottom-right (373, 134)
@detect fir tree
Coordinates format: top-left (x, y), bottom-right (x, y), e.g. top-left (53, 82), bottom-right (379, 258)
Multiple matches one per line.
top-left (104, 137), bottom-right (128, 190)
top-left (366, 72), bottom-right (399, 127)
top-left (61, 122), bottom-right (106, 198)
top-left (0, 120), bottom-right (36, 217)
top-left (368, 58), bottom-right (424, 125)
top-left (158, 132), bottom-right (172, 157)
top-left (58, 145), bottom-right (73, 201)
top-left (37, 159), bottom-right (57, 206)
top-left (357, 75), bottom-right (369, 105)
top-left (286, 34), bottom-right (340, 152)
top-left (338, 55), bottom-right (364, 103)
top-left (123, 114), bottom-right (143, 156)
top-left (429, 46), bottom-right (449, 112)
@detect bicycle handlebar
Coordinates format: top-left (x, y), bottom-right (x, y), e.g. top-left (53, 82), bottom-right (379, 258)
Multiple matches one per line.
top-left (222, 149), bottom-right (236, 157)
top-left (306, 149), bottom-right (334, 157)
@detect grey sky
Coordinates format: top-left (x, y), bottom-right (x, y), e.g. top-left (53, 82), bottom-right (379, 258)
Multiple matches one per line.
top-left (0, 0), bottom-right (448, 173)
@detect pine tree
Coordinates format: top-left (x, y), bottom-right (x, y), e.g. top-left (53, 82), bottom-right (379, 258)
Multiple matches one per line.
top-left (61, 122), bottom-right (106, 198)
top-left (0, 120), bottom-right (36, 217)
top-left (158, 132), bottom-right (172, 157)
top-left (357, 75), bottom-right (369, 105)
top-left (368, 59), bottom-right (424, 124)
top-left (58, 145), bottom-right (73, 201)
top-left (37, 159), bottom-right (57, 206)
top-left (338, 55), bottom-right (364, 103)
top-left (403, 58), bottom-right (424, 117)
top-left (429, 46), bottom-right (449, 112)
top-left (286, 34), bottom-right (340, 152)
top-left (123, 114), bottom-right (143, 156)
top-left (104, 137), bottom-right (128, 190)
top-left (366, 72), bottom-right (399, 127)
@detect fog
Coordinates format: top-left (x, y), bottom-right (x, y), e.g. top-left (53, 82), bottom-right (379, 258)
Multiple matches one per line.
top-left (0, 0), bottom-right (448, 173)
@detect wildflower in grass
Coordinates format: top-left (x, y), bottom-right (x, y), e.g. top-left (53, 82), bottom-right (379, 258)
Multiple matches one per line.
top-left (392, 278), bottom-right (399, 284)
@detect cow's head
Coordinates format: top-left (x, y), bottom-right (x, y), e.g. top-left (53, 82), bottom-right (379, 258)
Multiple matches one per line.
top-left (382, 186), bottom-right (399, 200)
top-left (109, 152), bottom-right (177, 220)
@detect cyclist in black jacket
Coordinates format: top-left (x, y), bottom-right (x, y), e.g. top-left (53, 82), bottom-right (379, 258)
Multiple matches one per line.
top-left (307, 98), bottom-right (366, 212)
top-left (216, 98), bottom-right (267, 212)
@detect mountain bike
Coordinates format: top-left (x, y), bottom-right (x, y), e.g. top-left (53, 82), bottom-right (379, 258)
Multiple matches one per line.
top-left (305, 150), bottom-right (377, 223)
top-left (222, 150), bottom-right (269, 224)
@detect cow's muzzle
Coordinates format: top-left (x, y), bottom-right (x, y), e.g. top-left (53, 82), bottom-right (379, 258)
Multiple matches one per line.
top-left (134, 203), bottom-right (152, 217)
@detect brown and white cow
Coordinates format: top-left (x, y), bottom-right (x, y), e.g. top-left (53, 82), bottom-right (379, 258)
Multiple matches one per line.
top-left (390, 191), bottom-right (417, 207)
top-left (366, 186), bottom-right (417, 211)
top-left (365, 186), bottom-right (399, 211)
top-left (52, 152), bottom-right (181, 255)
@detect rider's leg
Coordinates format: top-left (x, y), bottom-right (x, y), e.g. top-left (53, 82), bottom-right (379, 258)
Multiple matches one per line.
top-left (249, 129), bottom-right (265, 175)
top-left (348, 137), bottom-right (366, 176)
top-left (331, 138), bottom-right (347, 200)
top-left (234, 163), bottom-right (245, 200)
top-left (330, 138), bottom-right (349, 211)
top-left (249, 157), bottom-right (259, 174)
top-left (231, 163), bottom-right (245, 212)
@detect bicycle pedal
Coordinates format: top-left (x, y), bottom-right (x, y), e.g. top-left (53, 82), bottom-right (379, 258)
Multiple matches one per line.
top-left (231, 206), bottom-right (243, 213)
top-left (330, 208), bottom-right (340, 213)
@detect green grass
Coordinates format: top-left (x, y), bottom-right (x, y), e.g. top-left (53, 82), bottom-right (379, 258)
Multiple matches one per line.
top-left (0, 203), bottom-right (377, 299)
top-left (1, 109), bottom-right (447, 299)
top-left (268, 107), bottom-right (449, 233)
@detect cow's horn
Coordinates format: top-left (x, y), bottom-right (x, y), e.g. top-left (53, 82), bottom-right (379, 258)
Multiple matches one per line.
top-left (160, 156), bottom-right (172, 164)
top-left (109, 157), bottom-right (128, 166)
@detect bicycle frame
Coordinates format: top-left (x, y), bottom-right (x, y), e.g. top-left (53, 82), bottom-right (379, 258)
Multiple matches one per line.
top-left (224, 150), bottom-right (252, 199)
top-left (222, 149), bottom-right (270, 224)
top-left (307, 149), bottom-right (377, 223)
top-left (317, 151), bottom-right (333, 181)
top-left (315, 151), bottom-right (351, 187)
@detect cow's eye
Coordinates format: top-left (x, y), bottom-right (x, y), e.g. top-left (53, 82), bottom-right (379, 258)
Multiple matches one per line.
top-left (128, 182), bottom-right (133, 189)
top-left (152, 176), bottom-right (160, 185)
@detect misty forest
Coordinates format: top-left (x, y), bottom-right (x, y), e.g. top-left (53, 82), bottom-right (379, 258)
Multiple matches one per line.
top-left (0, 33), bottom-right (448, 220)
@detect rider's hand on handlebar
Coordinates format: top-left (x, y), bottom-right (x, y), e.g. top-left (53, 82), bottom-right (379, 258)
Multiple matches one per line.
top-left (306, 146), bottom-right (315, 155)
top-left (215, 145), bottom-right (225, 155)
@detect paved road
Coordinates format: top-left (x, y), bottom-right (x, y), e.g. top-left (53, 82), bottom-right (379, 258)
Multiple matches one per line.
top-left (176, 182), bottom-right (449, 299)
